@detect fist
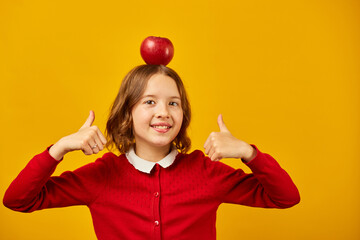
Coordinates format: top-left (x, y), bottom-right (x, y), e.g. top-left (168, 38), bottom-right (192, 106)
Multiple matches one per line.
top-left (203, 114), bottom-right (256, 162)
top-left (59, 110), bottom-right (107, 155)
top-left (49, 110), bottom-right (108, 160)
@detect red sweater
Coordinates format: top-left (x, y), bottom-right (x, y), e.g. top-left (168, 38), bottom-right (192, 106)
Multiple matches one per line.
top-left (3, 145), bottom-right (300, 240)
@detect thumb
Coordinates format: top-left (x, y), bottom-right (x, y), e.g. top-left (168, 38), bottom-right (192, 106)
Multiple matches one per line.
top-left (80, 110), bottom-right (95, 129)
top-left (217, 114), bottom-right (230, 133)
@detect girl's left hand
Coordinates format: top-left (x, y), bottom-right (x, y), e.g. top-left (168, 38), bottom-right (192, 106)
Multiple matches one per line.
top-left (203, 114), bottom-right (257, 163)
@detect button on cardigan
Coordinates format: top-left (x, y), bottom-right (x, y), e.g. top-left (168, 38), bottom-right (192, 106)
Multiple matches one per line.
top-left (3, 145), bottom-right (300, 240)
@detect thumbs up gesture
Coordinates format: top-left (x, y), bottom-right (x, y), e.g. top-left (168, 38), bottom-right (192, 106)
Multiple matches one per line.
top-left (203, 114), bottom-right (256, 162)
top-left (49, 110), bottom-right (107, 160)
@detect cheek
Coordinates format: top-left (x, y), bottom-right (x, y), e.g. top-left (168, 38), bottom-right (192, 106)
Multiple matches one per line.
top-left (179, 112), bottom-right (184, 124)
top-left (132, 107), bottom-right (150, 122)
top-left (176, 110), bottom-right (184, 128)
top-left (173, 114), bottom-right (184, 138)
top-left (131, 109), bottom-right (144, 132)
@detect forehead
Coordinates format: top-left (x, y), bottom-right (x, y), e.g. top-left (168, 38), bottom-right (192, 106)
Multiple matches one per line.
top-left (143, 73), bottom-right (180, 97)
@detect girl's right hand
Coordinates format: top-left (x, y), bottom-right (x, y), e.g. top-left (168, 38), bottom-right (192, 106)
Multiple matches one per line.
top-left (49, 110), bottom-right (107, 160)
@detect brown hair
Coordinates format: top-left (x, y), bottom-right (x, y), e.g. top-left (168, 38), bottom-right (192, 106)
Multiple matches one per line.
top-left (105, 64), bottom-right (191, 154)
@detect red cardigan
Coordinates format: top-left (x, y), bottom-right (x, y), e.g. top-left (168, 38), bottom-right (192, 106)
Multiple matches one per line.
top-left (3, 145), bottom-right (300, 240)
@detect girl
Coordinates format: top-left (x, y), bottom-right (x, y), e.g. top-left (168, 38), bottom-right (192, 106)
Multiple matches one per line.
top-left (3, 65), bottom-right (300, 240)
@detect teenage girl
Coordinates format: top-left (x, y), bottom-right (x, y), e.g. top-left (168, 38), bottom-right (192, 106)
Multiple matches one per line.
top-left (3, 65), bottom-right (300, 240)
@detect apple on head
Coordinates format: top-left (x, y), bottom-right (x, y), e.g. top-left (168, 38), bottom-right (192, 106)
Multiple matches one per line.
top-left (140, 36), bottom-right (174, 66)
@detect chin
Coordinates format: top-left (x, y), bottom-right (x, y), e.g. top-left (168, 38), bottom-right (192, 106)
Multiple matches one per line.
top-left (150, 139), bottom-right (174, 148)
top-left (152, 142), bottom-right (172, 148)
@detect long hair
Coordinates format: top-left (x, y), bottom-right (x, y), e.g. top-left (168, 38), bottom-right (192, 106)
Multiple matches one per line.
top-left (105, 65), bottom-right (191, 154)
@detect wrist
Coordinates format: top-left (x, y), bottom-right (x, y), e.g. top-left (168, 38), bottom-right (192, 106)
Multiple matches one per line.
top-left (241, 145), bottom-right (257, 163)
top-left (49, 139), bottom-right (68, 161)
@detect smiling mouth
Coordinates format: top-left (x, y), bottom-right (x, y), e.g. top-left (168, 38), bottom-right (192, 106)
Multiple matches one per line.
top-left (151, 125), bottom-right (171, 129)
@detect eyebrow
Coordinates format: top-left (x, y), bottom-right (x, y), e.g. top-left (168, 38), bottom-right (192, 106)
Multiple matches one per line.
top-left (142, 95), bottom-right (181, 100)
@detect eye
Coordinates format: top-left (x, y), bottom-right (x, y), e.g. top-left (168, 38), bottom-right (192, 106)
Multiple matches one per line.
top-left (144, 100), bottom-right (155, 105)
top-left (169, 102), bottom-right (179, 106)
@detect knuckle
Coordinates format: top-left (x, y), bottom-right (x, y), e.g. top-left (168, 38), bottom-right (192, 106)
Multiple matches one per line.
top-left (83, 134), bottom-right (90, 141)
top-left (80, 140), bottom-right (87, 147)
top-left (90, 128), bottom-right (97, 135)
top-left (214, 148), bottom-right (221, 155)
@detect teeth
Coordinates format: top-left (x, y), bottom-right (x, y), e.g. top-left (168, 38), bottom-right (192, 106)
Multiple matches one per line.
top-left (153, 126), bottom-right (170, 129)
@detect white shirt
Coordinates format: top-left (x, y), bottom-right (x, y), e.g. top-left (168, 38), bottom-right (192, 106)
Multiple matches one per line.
top-left (125, 147), bottom-right (179, 174)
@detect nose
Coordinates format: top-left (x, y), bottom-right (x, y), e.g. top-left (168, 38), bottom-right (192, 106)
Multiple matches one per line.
top-left (155, 102), bottom-right (170, 118)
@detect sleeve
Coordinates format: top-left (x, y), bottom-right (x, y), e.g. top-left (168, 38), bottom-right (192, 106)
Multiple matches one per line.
top-left (3, 145), bottom-right (110, 212)
top-left (205, 145), bottom-right (300, 208)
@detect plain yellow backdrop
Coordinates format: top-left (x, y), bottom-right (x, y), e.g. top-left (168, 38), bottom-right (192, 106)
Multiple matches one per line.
top-left (1, 0), bottom-right (359, 239)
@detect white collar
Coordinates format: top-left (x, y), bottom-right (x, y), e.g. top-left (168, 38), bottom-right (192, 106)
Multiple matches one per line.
top-left (125, 147), bottom-right (178, 174)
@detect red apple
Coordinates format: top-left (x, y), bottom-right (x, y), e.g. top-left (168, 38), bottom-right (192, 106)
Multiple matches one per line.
top-left (140, 36), bottom-right (174, 65)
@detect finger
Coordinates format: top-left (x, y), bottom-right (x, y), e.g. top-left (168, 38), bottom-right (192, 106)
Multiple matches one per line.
top-left (208, 142), bottom-right (220, 161)
top-left (80, 110), bottom-right (95, 130)
top-left (217, 114), bottom-right (230, 133)
top-left (211, 151), bottom-right (222, 162)
top-left (82, 142), bottom-right (94, 155)
top-left (203, 136), bottom-right (211, 154)
top-left (80, 133), bottom-right (97, 155)
top-left (96, 128), bottom-right (107, 146)
top-left (204, 132), bottom-right (217, 154)
top-left (88, 138), bottom-right (99, 154)
top-left (93, 135), bottom-right (104, 152)
top-left (208, 146), bottom-right (215, 160)
top-left (208, 142), bottom-right (224, 161)
top-left (85, 127), bottom-right (103, 154)
top-left (90, 126), bottom-right (106, 151)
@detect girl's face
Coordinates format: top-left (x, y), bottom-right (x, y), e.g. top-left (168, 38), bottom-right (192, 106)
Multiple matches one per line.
top-left (131, 73), bottom-right (183, 153)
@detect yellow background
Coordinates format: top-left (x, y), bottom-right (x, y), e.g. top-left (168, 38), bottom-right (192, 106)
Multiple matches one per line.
top-left (1, 0), bottom-right (359, 239)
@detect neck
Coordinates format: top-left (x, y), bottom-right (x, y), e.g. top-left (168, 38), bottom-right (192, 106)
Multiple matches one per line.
top-left (134, 144), bottom-right (171, 162)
